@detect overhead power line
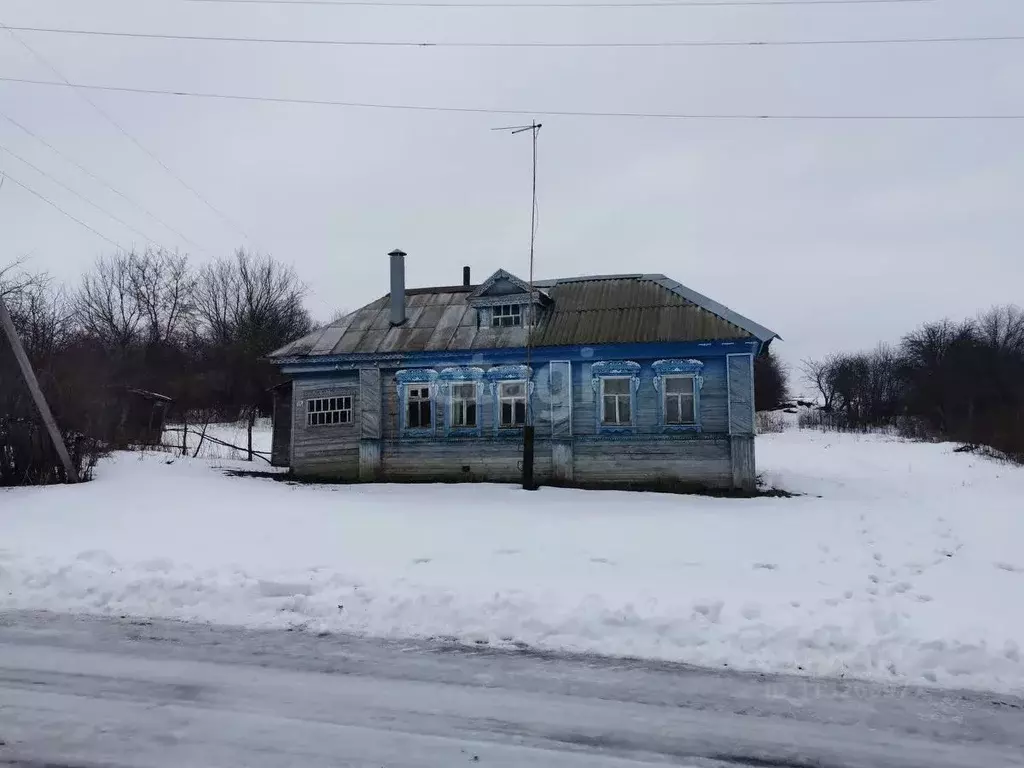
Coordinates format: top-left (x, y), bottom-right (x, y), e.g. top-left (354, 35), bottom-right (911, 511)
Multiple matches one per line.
top-left (6, 25), bottom-right (1020, 49)
top-left (1, 23), bottom-right (254, 247)
top-left (0, 141), bottom-right (168, 249)
top-left (176, 0), bottom-right (932, 7)
top-left (0, 171), bottom-right (124, 250)
top-left (1, 75), bottom-right (1021, 121)
top-left (0, 108), bottom-right (205, 253)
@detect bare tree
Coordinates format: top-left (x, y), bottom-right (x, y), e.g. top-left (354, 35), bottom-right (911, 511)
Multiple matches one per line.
top-left (0, 258), bottom-right (41, 299)
top-left (800, 355), bottom-right (839, 411)
top-left (73, 250), bottom-right (197, 351)
top-left (128, 249), bottom-right (196, 346)
top-left (976, 305), bottom-right (1024, 355)
top-left (74, 252), bottom-right (145, 350)
top-left (193, 249), bottom-right (312, 427)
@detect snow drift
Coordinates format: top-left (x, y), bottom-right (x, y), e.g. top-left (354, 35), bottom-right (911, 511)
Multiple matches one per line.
top-left (2, 429), bottom-right (1023, 694)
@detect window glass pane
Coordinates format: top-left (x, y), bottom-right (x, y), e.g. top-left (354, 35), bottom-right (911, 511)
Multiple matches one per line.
top-left (666, 377), bottom-right (693, 394)
top-left (680, 396), bottom-right (695, 423)
top-left (420, 402), bottom-right (431, 427)
top-left (502, 382), bottom-right (525, 398)
top-left (603, 395), bottom-right (617, 423)
top-left (666, 397), bottom-right (681, 424)
top-left (454, 383), bottom-right (475, 399)
top-left (604, 378), bottom-right (629, 395)
top-left (466, 402), bottom-right (477, 426)
top-left (619, 397), bottom-right (631, 424)
top-left (407, 404), bottom-right (420, 428)
top-left (501, 401), bottom-right (513, 425)
top-left (514, 401), bottom-right (526, 425)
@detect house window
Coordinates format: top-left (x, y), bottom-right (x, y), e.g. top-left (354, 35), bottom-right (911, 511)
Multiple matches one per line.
top-left (498, 381), bottom-right (528, 428)
top-left (406, 385), bottom-right (432, 429)
top-left (590, 361), bottom-right (640, 433)
top-left (451, 382), bottom-right (478, 428)
top-left (601, 378), bottom-right (632, 426)
top-left (307, 396), bottom-right (352, 427)
top-left (492, 304), bottom-right (522, 328)
top-left (663, 376), bottom-right (697, 425)
top-left (653, 359), bottom-right (704, 432)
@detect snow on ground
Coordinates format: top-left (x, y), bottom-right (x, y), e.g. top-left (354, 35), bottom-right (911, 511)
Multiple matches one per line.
top-left (2, 428), bottom-right (1024, 694)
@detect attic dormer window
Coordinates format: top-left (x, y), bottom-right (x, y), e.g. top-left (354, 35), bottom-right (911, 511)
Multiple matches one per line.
top-left (492, 304), bottom-right (522, 327)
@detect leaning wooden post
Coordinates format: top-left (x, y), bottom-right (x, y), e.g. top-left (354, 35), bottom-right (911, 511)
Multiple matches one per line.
top-left (0, 295), bottom-right (79, 483)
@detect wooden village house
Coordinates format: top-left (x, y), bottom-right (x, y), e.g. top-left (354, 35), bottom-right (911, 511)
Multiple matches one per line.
top-left (268, 250), bottom-right (778, 491)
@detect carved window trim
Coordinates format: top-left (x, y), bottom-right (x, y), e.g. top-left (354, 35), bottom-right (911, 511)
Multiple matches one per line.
top-left (395, 369), bottom-right (438, 437)
top-left (485, 365), bottom-right (534, 435)
top-left (652, 359), bottom-right (705, 432)
top-left (590, 360), bottom-right (640, 434)
top-left (437, 367), bottom-right (485, 437)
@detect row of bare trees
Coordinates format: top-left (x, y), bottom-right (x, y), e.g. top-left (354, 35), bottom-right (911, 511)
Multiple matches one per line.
top-left (1, 250), bottom-right (313, 484)
top-left (801, 306), bottom-right (1024, 460)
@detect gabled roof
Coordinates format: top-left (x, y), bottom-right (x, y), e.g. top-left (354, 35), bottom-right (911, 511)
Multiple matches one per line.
top-left (467, 268), bottom-right (551, 304)
top-left (270, 271), bottom-right (778, 360)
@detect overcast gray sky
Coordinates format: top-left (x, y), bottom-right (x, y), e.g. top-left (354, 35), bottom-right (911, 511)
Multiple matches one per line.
top-left (0, 0), bottom-right (1020, 370)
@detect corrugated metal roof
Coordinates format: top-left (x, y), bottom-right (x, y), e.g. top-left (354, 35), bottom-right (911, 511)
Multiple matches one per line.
top-left (270, 272), bottom-right (777, 359)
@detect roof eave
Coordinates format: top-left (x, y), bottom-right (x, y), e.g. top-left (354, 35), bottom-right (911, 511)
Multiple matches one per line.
top-left (644, 275), bottom-right (781, 344)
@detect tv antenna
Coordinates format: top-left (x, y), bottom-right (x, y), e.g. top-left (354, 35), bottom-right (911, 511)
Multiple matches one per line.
top-left (493, 120), bottom-right (542, 490)
top-left (492, 121), bottom-right (542, 304)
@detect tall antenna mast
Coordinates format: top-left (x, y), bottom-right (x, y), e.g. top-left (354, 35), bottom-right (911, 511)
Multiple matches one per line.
top-left (493, 120), bottom-right (542, 338)
top-left (493, 120), bottom-right (542, 491)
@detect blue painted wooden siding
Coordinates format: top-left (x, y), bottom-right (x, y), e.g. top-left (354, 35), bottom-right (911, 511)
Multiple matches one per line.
top-left (372, 355), bottom-right (734, 441)
top-left (698, 357), bottom-right (728, 433)
top-left (571, 357), bottom-right (728, 436)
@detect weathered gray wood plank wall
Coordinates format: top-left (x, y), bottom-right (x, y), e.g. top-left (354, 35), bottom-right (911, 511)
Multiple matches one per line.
top-left (291, 374), bottom-right (360, 478)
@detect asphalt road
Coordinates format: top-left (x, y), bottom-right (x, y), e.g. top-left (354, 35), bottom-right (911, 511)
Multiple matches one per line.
top-left (0, 612), bottom-right (1022, 768)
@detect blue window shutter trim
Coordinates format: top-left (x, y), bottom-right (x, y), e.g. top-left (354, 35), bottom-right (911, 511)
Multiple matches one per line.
top-left (396, 369), bottom-right (440, 384)
top-left (438, 366), bottom-right (486, 382)
top-left (590, 360), bottom-right (640, 434)
top-left (484, 364), bottom-right (533, 385)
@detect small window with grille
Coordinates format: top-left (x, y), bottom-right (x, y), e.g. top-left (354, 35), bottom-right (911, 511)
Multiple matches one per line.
top-left (307, 396), bottom-right (352, 427)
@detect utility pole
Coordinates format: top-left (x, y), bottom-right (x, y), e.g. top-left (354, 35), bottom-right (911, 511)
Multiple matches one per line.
top-left (0, 294), bottom-right (79, 483)
top-left (494, 121), bottom-right (542, 491)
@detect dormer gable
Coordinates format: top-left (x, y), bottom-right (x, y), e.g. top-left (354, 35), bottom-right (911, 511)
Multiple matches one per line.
top-left (468, 269), bottom-right (530, 300)
top-left (467, 269), bottom-right (552, 328)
